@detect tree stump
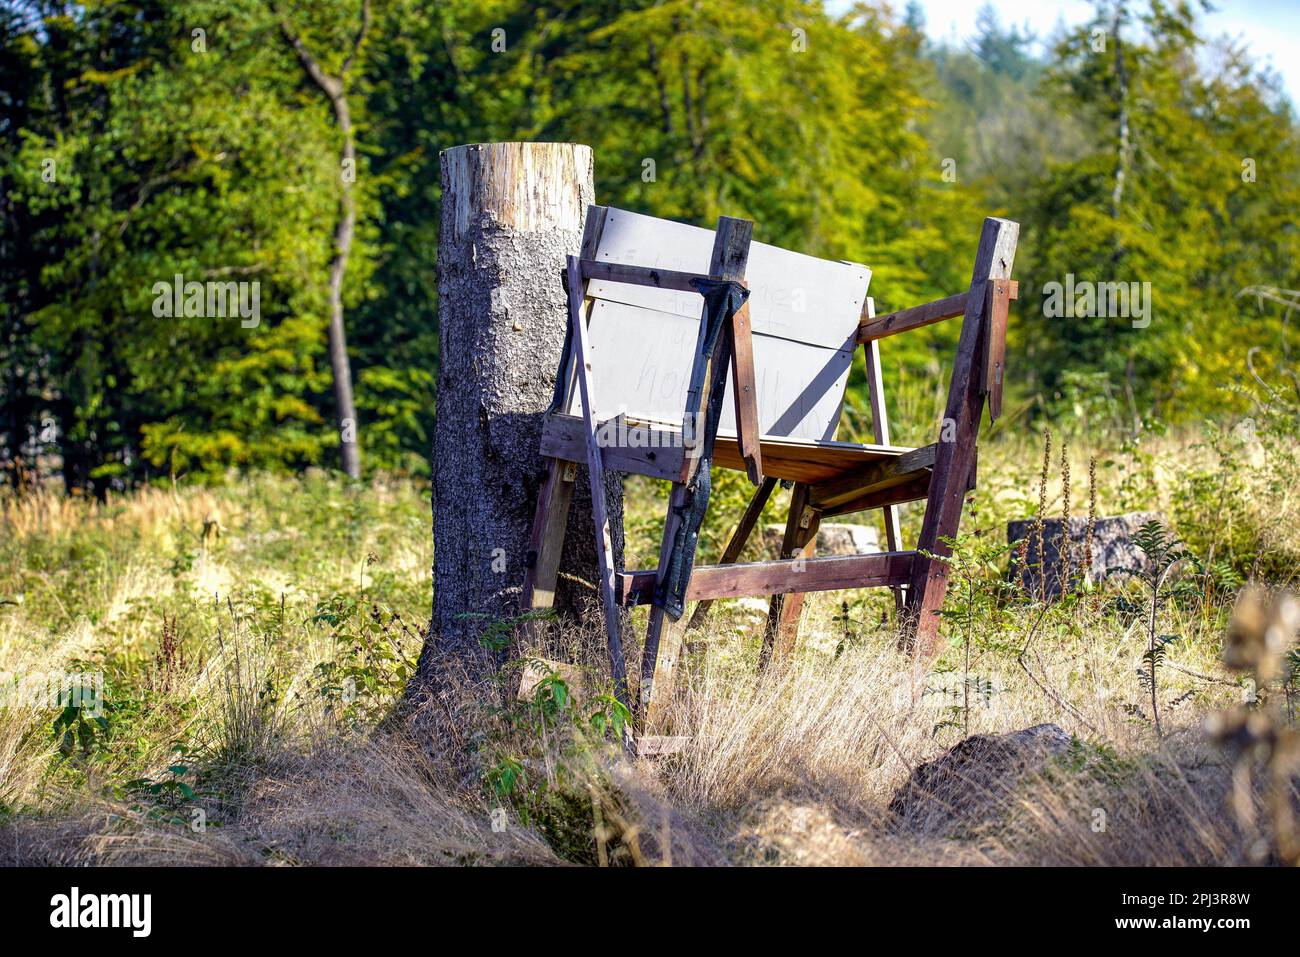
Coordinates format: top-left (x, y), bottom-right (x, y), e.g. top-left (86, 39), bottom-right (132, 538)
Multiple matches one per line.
top-left (417, 142), bottom-right (623, 681)
top-left (1008, 511), bottom-right (1161, 598)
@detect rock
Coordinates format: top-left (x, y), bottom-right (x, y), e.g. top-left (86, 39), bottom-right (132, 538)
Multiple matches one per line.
top-left (761, 522), bottom-right (879, 559)
top-left (1007, 511), bottom-right (1161, 598)
top-left (889, 723), bottom-right (1073, 835)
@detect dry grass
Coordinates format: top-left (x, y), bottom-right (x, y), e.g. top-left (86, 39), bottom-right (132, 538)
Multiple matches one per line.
top-left (0, 417), bottom-right (1296, 866)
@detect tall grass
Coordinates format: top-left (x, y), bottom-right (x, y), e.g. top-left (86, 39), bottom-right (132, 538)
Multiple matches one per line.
top-left (0, 399), bottom-right (1296, 865)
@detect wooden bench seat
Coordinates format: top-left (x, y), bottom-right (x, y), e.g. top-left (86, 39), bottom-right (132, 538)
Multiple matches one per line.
top-left (539, 411), bottom-right (933, 490)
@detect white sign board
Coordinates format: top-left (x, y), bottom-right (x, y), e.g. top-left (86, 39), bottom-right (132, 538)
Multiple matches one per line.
top-left (570, 208), bottom-right (871, 442)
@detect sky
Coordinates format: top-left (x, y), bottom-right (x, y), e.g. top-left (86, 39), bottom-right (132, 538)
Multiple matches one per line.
top-left (884, 0), bottom-right (1300, 105)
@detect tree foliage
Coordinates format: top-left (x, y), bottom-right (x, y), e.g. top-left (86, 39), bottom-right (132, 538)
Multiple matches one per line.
top-left (2, 0), bottom-right (1297, 490)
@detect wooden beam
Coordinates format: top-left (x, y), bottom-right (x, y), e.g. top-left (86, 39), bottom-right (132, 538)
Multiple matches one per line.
top-left (809, 443), bottom-right (936, 512)
top-left (981, 278), bottom-right (1013, 422)
top-left (685, 475), bottom-right (777, 630)
top-left (819, 473), bottom-right (932, 518)
top-left (761, 483), bottom-right (821, 669)
top-left (539, 412), bottom-right (686, 482)
top-left (727, 295), bottom-right (763, 484)
top-left (639, 216), bottom-right (754, 729)
top-left (565, 253), bottom-right (631, 716)
top-left (620, 550), bottom-right (918, 605)
top-left (857, 291), bottom-right (967, 343)
top-left (903, 218), bottom-right (1019, 660)
top-left (520, 458), bottom-right (578, 612)
top-left (860, 303), bottom-right (906, 613)
top-left (712, 434), bottom-right (911, 484)
top-left (541, 412), bottom-right (915, 486)
top-left (857, 281), bottom-right (1017, 344)
top-left (519, 206), bottom-right (608, 646)
top-left (578, 258), bottom-right (708, 293)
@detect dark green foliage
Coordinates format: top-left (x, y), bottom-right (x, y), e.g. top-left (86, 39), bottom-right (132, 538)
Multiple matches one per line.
top-left (2, 0), bottom-right (1298, 489)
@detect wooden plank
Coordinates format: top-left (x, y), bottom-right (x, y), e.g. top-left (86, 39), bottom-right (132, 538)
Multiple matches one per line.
top-left (578, 258), bottom-right (707, 292)
top-left (760, 483), bottom-right (821, 669)
top-left (727, 296), bottom-right (763, 484)
top-left (639, 216), bottom-right (753, 729)
top-left (903, 218), bottom-right (1019, 660)
top-left (808, 443), bottom-right (936, 511)
top-left (519, 206), bottom-right (608, 643)
top-left (685, 475), bottom-right (777, 630)
top-left (821, 474), bottom-right (929, 518)
top-left (519, 458), bottom-right (578, 612)
top-left (860, 306), bottom-right (905, 612)
top-left (619, 550), bottom-right (918, 605)
top-left (565, 254), bottom-right (631, 715)
top-left (857, 291), bottom-right (967, 343)
top-left (540, 412), bottom-right (685, 482)
top-left (863, 281), bottom-right (1016, 345)
top-left (981, 278), bottom-right (1013, 422)
top-left (713, 432), bottom-right (912, 483)
top-left (820, 473), bottom-right (932, 518)
top-left (543, 411), bottom-right (915, 485)
top-left (641, 616), bottom-right (686, 732)
top-left (575, 298), bottom-right (857, 444)
top-left (589, 207), bottom-right (869, 349)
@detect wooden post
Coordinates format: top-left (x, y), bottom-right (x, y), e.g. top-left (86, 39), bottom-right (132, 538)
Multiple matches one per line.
top-left (417, 143), bottom-right (622, 687)
top-left (685, 475), bottom-right (777, 631)
top-left (565, 254), bottom-right (631, 710)
top-left (519, 207), bottom-right (609, 645)
top-left (862, 304), bottom-right (904, 613)
top-left (760, 481), bottom-right (822, 669)
top-left (902, 217), bottom-right (1018, 660)
top-left (638, 217), bottom-right (754, 728)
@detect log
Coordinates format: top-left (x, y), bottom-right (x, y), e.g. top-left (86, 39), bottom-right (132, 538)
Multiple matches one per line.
top-left (417, 142), bottom-right (623, 679)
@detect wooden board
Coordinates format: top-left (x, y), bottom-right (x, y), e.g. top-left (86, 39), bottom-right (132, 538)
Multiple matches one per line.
top-left (572, 299), bottom-right (855, 443)
top-left (541, 412), bottom-right (914, 485)
top-left (904, 217), bottom-right (1019, 659)
top-left (713, 432), bottom-right (914, 484)
top-left (808, 443), bottom-right (936, 511)
top-left (761, 482), bottom-right (821, 669)
top-left (565, 254), bottom-right (631, 712)
top-left (618, 550), bottom-right (918, 604)
top-left (587, 207), bottom-right (870, 350)
top-left (540, 412), bottom-right (685, 482)
top-left (639, 215), bottom-right (755, 731)
top-left (857, 291), bottom-right (968, 342)
top-left (860, 307), bottom-right (906, 612)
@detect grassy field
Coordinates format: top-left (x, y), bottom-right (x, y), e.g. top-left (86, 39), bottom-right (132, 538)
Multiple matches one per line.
top-left (1, 404), bottom-right (1297, 866)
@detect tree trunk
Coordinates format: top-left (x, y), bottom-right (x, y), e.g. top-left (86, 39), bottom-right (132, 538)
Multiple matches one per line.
top-left (327, 91), bottom-right (361, 479)
top-left (275, 4), bottom-right (366, 479)
top-left (416, 142), bottom-right (623, 686)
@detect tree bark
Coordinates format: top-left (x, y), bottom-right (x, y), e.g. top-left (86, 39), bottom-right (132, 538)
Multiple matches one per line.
top-left (416, 142), bottom-right (623, 684)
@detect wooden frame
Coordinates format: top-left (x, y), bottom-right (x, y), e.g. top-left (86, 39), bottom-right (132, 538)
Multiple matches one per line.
top-left (520, 206), bottom-right (1018, 744)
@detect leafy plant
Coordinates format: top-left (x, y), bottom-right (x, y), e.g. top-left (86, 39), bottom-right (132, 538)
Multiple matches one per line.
top-left (121, 745), bottom-right (209, 827)
top-left (52, 687), bottom-right (111, 761)
top-left (312, 595), bottom-right (420, 728)
top-left (1115, 521), bottom-right (1198, 737)
top-left (929, 507), bottom-right (1017, 736)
